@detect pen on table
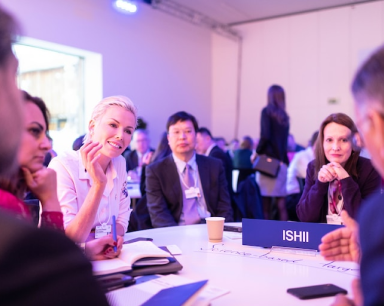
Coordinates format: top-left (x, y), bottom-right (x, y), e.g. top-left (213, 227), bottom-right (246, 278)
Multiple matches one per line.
top-left (112, 215), bottom-right (117, 252)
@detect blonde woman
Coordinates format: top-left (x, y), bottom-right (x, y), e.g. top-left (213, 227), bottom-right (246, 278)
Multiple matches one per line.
top-left (50, 96), bottom-right (137, 242)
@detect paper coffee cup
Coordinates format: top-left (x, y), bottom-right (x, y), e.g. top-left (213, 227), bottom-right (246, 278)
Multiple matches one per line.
top-left (205, 217), bottom-right (225, 242)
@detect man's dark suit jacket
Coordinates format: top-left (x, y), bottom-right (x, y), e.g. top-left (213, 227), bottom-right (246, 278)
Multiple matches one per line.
top-left (209, 145), bottom-right (233, 196)
top-left (0, 211), bottom-right (108, 306)
top-left (145, 154), bottom-right (233, 228)
top-left (123, 149), bottom-right (154, 172)
top-left (358, 191), bottom-right (384, 306)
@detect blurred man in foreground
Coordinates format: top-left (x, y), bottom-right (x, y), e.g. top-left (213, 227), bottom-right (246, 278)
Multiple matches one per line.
top-left (320, 45), bottom-right (384, 306)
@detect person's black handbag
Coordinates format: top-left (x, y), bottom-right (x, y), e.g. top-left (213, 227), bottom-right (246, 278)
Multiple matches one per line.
top-left (253, 155), bottom-right (280, 178)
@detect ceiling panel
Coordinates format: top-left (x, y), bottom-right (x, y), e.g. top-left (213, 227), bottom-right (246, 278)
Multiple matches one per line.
top-left (170, 0), bottom-right (375, 25)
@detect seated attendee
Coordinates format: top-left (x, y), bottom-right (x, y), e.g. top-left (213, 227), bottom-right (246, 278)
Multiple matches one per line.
top-left (285, 131), bottom-right (318, 221)
top-left (250, 137), bottom-right (260, 164)
top-left (0, 6), bottom-right (111, 304)
top-left (296, 113), bottom-right (381, 223)
top-left (233, 136), bottom-right (253, 169)
top-left (146, 111), bottom-right (233, 227)
top-left (214, 137), bottom-right (227, 152)
top-left (227, 138), bottom-right (239, 159)
top-left (140, 131), bottom-right (172, 196)
top-left (196, 127), bottom-right (233, 195)
top-left (123, 129), bottom-right (154, 179)
top-left (49, 96), bottom-right (136, 242)
top-left (286, 131), bottom-right (318, 195)
top-left (0, 91), bottom-right (63, 230)
top-left (287, 134), bottom-right (305, 163)
top-left (0, 91), bottom-right (123, 258)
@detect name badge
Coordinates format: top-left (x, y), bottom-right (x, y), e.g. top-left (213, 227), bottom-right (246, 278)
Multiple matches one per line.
top-left (95, 224), bottom-right (112, 239)
top-left (326, 214), bottom-right (342, 225)
top-left (185, 187), bottom-right (201, 199)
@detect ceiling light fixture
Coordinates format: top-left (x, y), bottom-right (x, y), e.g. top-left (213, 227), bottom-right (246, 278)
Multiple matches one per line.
top-left (113, 0), bottom-right (138, 14)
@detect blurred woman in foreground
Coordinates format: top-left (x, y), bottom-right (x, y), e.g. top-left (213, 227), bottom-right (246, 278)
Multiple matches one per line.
top-left (0, 91), bottom-right (122, 259)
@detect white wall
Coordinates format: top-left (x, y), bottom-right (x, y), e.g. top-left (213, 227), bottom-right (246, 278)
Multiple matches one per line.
top-left (212, 1), bottom-right (384, 145)
top-left (4, 0), bottom-right (384, 147)
top-left (211, 33), bottom-right (239, 140)
top-left (2, 0), bottom-right (212, 147)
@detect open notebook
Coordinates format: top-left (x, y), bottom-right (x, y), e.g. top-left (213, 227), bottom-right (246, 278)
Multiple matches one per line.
top-left (91, 241), bottom-right (170, 275)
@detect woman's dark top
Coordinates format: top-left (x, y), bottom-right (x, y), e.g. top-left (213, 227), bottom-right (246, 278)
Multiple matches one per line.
top-left (296, 156), bottom-right (381, 222)
top-left (256, 107), bottom-right (289, 165)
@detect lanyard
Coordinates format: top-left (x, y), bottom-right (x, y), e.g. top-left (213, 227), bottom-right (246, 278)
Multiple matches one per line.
top-left (329, 180), bottom-right (342, 215)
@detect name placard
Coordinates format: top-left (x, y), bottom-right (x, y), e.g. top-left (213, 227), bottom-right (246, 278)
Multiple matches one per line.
top-left (242, 219), bottom-right (343, 251)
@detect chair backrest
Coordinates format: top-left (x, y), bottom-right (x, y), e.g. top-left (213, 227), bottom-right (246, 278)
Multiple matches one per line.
top-left (134, 194), bottom-right (153, 231)
top-left (235, 168), bottom-right (256, 190)
top-left (233, 174), bottom-right (263, 220)
top-left (297, 177), bottom-right (306, 193)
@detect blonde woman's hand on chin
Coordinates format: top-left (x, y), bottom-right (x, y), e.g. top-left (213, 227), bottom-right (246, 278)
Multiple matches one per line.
top-left (22, 166), bottom-right (61, 211)
top-left (329, 162), bottom-right (350, 180)
top-left (80, 141), bottom-right (107, 186)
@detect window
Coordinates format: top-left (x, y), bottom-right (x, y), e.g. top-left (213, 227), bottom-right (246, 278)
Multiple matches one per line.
top-left (13, 37), bottom-right (102, 154)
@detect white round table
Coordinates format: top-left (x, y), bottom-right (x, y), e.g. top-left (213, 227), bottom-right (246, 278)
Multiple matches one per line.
top-left (124, 223), bottom-right (356, 305)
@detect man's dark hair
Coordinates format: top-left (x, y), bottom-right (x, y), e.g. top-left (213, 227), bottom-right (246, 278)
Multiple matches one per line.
top-left (197, 127), bottom-right (212, 138)
top-left (166, 111), bottom-right (198, 132)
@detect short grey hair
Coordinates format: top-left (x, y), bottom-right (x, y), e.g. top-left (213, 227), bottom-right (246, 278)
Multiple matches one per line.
top-left (84, 95), bottom-right (138, 142)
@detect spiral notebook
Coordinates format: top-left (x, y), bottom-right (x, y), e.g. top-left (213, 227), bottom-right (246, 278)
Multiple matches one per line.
top-left (91, 241), bottom-right (170, 275)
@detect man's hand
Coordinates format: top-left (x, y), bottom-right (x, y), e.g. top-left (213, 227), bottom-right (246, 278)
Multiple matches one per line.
top-left (319, 211), bottom-right (360, 263)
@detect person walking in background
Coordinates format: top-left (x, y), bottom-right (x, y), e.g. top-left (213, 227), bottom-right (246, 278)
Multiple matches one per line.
top-left (256, 85), bottom-right (290, 220)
